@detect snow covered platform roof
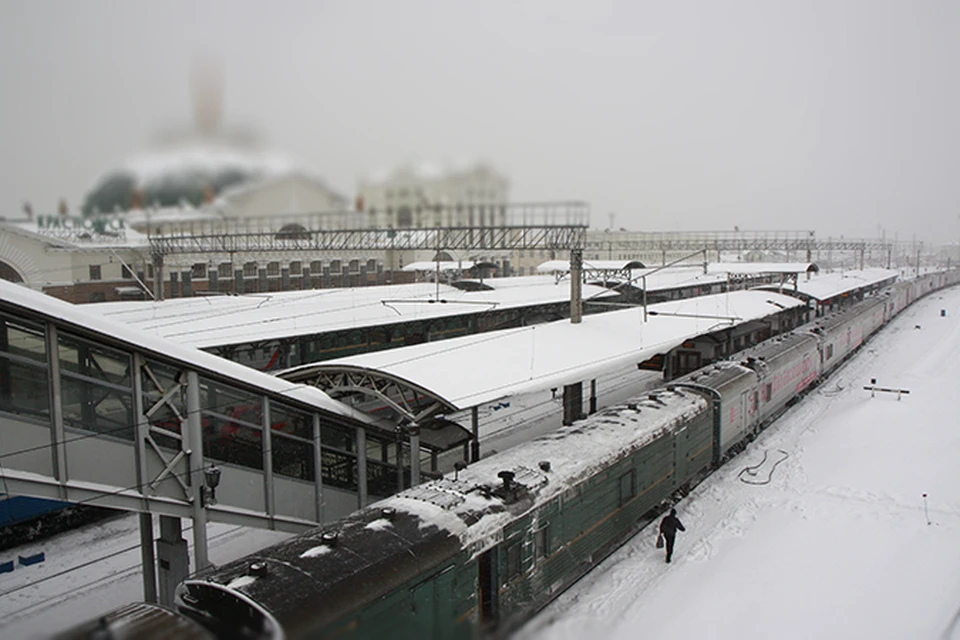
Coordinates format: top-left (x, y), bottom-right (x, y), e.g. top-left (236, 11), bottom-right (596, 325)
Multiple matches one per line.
top-left (538, 259), bottom-right (646, 272)
top-left (709, 262), bottom-right (819, 275)
top-left (755, 268), bottom-right (898, 301)
top-left (283, 290), bottom-right (805, 411)
top-left (87, 278), bottom-right (616, 349)
top-left (401, 261), bottom-right (496, 272)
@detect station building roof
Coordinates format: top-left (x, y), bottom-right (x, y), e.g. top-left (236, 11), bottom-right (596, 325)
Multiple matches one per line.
top-left (88, 278), bottom-right (615, 349)
top-left (282, 290), bottom-right (806, 412)
top-left (755, 268), bottom-right (898, 302)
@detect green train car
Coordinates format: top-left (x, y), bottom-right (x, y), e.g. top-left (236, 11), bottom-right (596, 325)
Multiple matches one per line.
top-left (175, 389), bottom-right (713, 639)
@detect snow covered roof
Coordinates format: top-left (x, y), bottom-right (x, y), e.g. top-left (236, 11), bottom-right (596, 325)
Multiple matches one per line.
top-left (289, 290), bottom-right (805, 410)
top-left (214, 170), bottom-right (348, 206)
top-left (756, 268), bottom-right (898, 301)
top-left (86, 278), bottom-right (616, 349)
top-left (2, 218), bottom-right (150, 250)
top-left (537, 259), bottom-right (647, 272)
top-left (0, 280), bottom-right (372, 424)
top-left (110, 142), bottom-right (294, 188)
top-left (710, 262), bottom-right (819, 275)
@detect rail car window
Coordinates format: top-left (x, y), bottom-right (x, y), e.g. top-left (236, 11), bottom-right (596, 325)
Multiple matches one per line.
top-left (505, 540), bottom-right (522, 580)
top-left (764, 383), bottom-right (772, 402)
top-left (826, 344), bottom-right (834, 360)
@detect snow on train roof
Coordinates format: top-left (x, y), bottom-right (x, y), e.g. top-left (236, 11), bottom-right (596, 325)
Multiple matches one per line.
top-left (85, 278), bottom-right (615, 349)
top-left (0, 280), bottom-right (370, 423)
top-left (384, 388), bottom-right (709, 549)
top-left (755, 268), bottom-right (898, 301)
top-left (300, 290), bottom-right (805, 410)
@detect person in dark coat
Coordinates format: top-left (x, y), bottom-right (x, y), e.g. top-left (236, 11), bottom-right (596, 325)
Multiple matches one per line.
top-left (659, 508), bottom-right (685, 563)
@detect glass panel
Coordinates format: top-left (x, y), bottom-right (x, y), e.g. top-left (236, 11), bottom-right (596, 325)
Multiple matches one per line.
top-left (0, 357), bottom-right (50, 419)
top-left (59, 333), bottom-right (132, 387)
top-left (61, 376), bottom-right (133, 439)
top-left (1, 314), bottom-right (47, 363)
top-left (272, 434), bottom-right (314, 480)
top-left (270, 403), bottom-right (312, 440)
top-left (321, 447), bottom-right (357, 490)
top-left (320, 423), bottom-right (354, 452)
top-left (203, 413), bottom-right (263, 470)
top-left (200, 379), bottom-right (262, 426)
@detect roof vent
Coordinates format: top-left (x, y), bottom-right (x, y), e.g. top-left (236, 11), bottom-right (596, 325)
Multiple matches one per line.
top-left (538, 460), bottom-right (551, 472)
top-left (248, 562), bottom-right (268, 577)
top-left (321, 531), bottom-right (339, 546)
top-left (498, 470), bottom-right (516, 491)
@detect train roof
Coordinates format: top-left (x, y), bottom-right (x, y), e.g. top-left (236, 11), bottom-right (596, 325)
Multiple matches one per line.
top-left (185, 388), bottom-right (709, 630)
top-left (812, 295), bottom-right (886, 332)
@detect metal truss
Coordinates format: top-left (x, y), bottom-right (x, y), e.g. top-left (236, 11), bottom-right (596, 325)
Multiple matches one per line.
top-left (586, 230), bottom-right (894, 253)
top-left (300, 366), bottom-right (454, 426)
top-left (150, 224), bottom-right (589, 257)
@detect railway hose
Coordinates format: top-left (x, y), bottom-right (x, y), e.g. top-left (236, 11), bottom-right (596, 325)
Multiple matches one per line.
top-left (738, 449), bottom-right (790, 486)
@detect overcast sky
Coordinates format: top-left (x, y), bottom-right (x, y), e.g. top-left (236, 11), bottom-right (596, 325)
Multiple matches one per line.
top-left (1, 0), bottom-right (958, 243)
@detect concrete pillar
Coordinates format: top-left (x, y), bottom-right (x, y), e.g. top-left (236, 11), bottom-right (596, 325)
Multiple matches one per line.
top-left (313, 413), bottom-right (325, 522)
top-left (570, 249), bottom-right (583, 324)
top-left (471, 406), bottom-right (480, 462)
top-left (409, 423), bottom-right (421, 486)
top-left (355, 427), bottom-right (368, 508)
top-left (139, 512), bottom-right (158, 603)
top-left (156, 515), bottom-right (188, 606)
top-left (562, 382), bottom-right (583, 425)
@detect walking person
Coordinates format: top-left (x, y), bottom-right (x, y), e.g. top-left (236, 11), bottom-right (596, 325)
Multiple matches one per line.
top-left (659, 508), bottom-right (685, 563)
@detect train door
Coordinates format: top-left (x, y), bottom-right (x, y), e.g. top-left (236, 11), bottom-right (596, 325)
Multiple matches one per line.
top-left (478, 548), bottom-right (499, 627)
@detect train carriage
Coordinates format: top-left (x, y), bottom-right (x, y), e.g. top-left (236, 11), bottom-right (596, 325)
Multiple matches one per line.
top-left (175, 389), bottom-right (712, 639)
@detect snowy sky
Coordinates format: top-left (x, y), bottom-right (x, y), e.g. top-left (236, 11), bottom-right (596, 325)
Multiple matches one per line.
top-left (2, 1), bottom-right (960, 243)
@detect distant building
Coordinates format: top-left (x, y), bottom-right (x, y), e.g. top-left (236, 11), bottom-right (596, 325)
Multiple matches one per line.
top-left (357, 161), bottom-right (510, 229)
top-left (213, 172), bottom-right (348, 218)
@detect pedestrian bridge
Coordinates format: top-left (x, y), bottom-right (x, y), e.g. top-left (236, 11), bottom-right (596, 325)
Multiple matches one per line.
top-left (0, 280), bottom-right (413, 545)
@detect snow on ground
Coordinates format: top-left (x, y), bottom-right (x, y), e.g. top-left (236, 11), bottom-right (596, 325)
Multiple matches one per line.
top-left (0, 516), bottom-right (289, 639)
top-left (519, 287), bottom-right (960, 640)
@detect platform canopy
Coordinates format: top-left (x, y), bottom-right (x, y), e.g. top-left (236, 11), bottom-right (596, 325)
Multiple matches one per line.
top-left (709, 262), bottom-right (819, 275)
top-left (756, 268), bottom-right (898, 301)
top-left (281, 290), bottom-right (805, 421)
